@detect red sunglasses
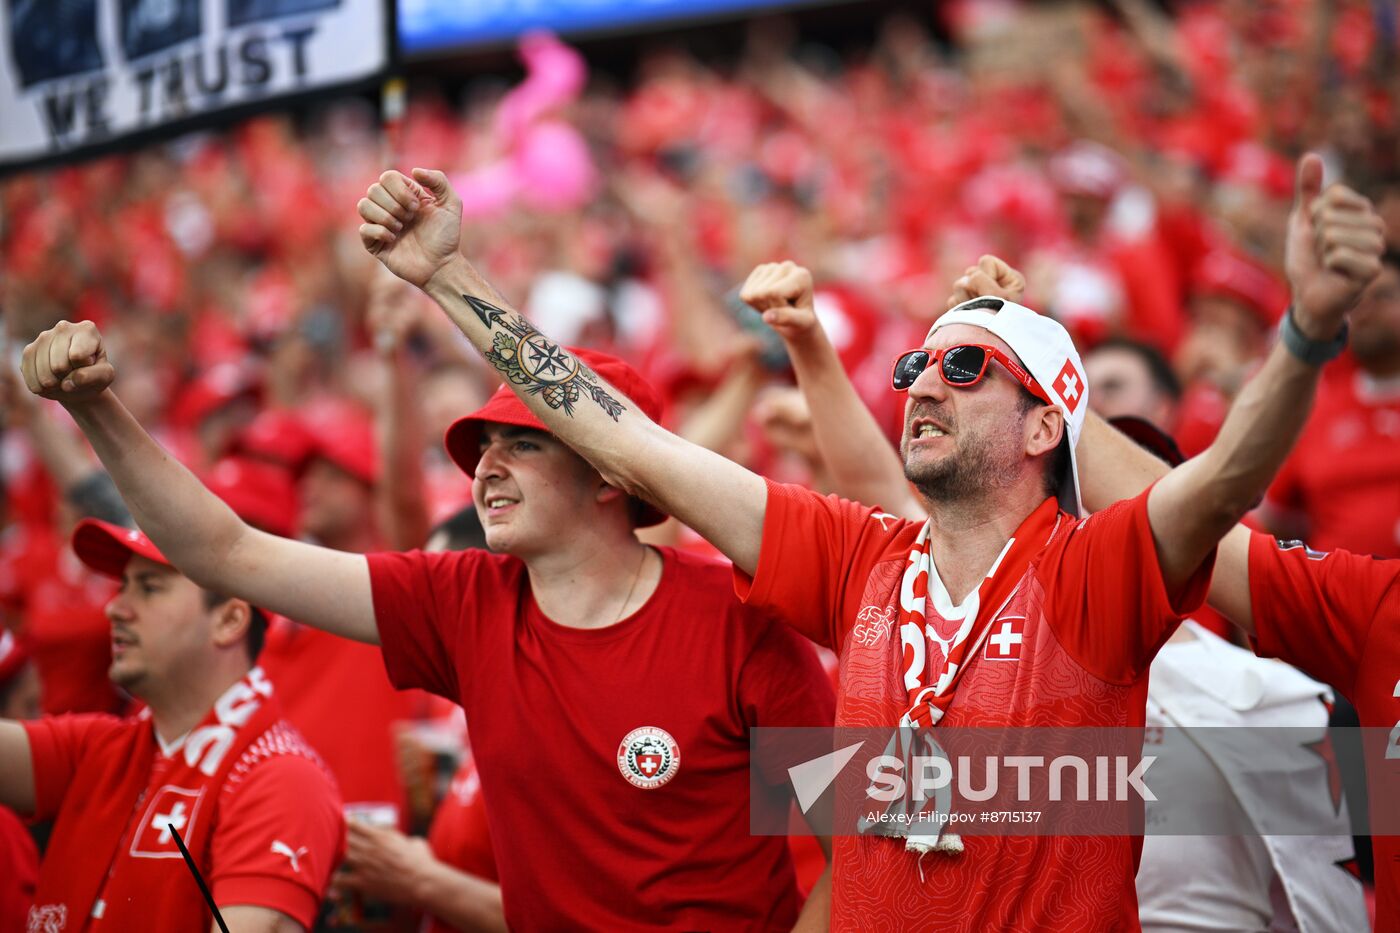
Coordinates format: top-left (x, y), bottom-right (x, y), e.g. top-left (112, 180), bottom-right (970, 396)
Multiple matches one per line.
top-left (891, 344), bottom-right (1051, 404)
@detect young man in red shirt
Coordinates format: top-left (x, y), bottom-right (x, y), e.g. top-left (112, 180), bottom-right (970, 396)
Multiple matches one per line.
top-left (322, 152), bottom-right (1376, 930)
top-left (18, 346), bottom-right (834, 928)
top-left (0, 521), bottom-right (342, 932)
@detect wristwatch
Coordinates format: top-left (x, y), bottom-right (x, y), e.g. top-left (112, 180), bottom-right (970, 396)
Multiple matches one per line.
top-left (1279, 305), bottom-right (1348, 365)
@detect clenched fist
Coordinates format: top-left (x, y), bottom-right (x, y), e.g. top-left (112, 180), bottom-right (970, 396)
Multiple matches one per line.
top-left (740, 261), bottom-right (817, 341)
top-left (358, 168), bottom-right (464, 290)
top-left (946, 255), bottom-right (1026, 310)
top-left (20, 320), bottom-right (114, 404)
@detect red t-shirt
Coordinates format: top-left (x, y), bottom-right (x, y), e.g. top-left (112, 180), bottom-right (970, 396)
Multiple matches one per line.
top-left (735, 482), bottom-right (1213, 932)
top-left (0, 806), bottom-right (37, 930)
top-left (24, 711), bottom-right (343, 929)
top-left (1266, 365), bottom-right (1400, 558)
top-left (1248, 531), bottom-right (1400, 930)
top-left (367, 546), bottom-right (836, 931)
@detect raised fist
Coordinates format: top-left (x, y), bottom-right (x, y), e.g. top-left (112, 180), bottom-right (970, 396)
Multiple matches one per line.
top-left (358, 168), bottom-right (464, 290)
top-left (740, 261), bottom-right (817, 341)
top-left (20, 320), bottom-right (114, 404)
top-left (946, 255), bottom-right (1026, 311)
top-left (1285, 153), bottom-right (1387, 339)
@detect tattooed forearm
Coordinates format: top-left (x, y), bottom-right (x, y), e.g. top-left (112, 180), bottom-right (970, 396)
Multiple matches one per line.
top-left (469, 297), bottom-right (625, 421)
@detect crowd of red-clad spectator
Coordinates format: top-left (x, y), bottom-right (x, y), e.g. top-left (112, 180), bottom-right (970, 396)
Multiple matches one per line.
top-left (1, 0), bottom-right (1397, 927)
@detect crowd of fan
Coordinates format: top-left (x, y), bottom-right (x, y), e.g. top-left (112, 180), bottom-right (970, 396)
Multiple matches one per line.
top-left (1, 0), bottom-right (1398, 928)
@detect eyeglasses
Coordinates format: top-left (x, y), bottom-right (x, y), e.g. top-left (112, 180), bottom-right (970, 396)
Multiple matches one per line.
top-left (891, 344), bottom-right (1051, 404)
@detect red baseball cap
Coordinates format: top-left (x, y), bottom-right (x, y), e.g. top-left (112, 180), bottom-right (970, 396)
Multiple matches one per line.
top-left (203, 457), bottom-right (299, 538)
top-left (444, 348), bottom-right (667, 527)
top-left (72, 519), bottom-right (171, 579)
top-left (1192, 250), bottom-right (1289, 326)
top-left (302, 403), bottom-right (379, 487)
top-left (231, 409), bottom-right (317, 473)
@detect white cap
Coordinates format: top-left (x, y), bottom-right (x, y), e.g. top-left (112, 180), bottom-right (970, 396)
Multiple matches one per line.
top-left (928, 297), bottom-right (1087, 516)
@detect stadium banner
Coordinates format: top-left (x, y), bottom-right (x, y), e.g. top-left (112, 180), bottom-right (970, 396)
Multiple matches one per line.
top-left (0, 0), bottom-right (392, 173)
top-left (399, 0), bottom-right (829, 56)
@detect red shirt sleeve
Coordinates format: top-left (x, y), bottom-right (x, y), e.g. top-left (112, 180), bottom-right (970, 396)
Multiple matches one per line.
top-left (210, 755), bottom-right (346, 929)
top-left (733, 479), bottom-right (902, 650)
top-left (366, 550), bottom-right (468, 701)
top-left (22, 714), bottom-right (123, 819)
top-left (1043, 488), bottom-right (1215, 685)
top-left (1248, 531), bottom-right (1395, 699)
top-left (737, 620), bottom-right (838, 786)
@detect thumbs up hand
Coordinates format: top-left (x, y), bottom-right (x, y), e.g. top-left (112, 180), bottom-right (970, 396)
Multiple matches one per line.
top-left (1286, 153), bottom-right (1387, 340)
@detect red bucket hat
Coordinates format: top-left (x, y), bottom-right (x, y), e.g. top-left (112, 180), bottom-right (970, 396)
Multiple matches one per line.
top-left (444, 348), bottom-right (667, 527)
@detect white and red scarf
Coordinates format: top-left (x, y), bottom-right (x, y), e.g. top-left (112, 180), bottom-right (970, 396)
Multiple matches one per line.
top-left (862, 499), bottom-right (1063, 857)
top-left (29, 668), bottom-right (281, 932)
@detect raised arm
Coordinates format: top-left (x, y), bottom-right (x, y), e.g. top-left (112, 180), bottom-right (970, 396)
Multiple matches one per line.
top-left (1143, 154), bottom-right (1386, 590)
top-left (1077, 414), bottom-right (1254, 630)
top-left (18, 323), bottom-right (378, 644)
top-left (358, 169), bottom-right (768, 574)
top-left (740, 261), bottom-right (920, 518)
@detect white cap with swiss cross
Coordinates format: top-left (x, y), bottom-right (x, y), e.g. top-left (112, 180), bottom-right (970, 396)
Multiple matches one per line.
top-left (928, 297), bottom-right (1087, 516)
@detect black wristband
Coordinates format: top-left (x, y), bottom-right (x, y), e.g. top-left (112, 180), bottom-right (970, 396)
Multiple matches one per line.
top-left (1279, 305), bottom-right (1348, 366)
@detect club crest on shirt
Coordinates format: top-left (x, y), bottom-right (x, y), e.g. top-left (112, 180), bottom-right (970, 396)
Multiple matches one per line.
top-left (617, 726), bottom-right (681, 789)
top-left (130, 785), bottom-right (205, 858)
top-left (26, 905), bottom-right (66, 933)
top-left (853, 605), bottom-right (894, 646)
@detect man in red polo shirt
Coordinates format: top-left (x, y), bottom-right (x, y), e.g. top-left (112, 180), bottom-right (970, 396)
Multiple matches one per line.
top-left (325, 152), bottom-right (1378, 930)
top-left (18, 340), bottom-right (835, 928)
top-left (0, 521), bottom-right (342, 932)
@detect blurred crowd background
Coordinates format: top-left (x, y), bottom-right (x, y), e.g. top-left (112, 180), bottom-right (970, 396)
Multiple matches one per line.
top-left (1, 0), bottom-right (1398, 926)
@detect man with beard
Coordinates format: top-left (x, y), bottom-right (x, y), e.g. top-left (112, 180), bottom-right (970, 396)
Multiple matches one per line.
top-left (326, 153), bottom-right (1380, 930)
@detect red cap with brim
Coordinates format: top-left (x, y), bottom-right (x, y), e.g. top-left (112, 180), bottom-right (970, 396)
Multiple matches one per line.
top-left (72, 518), bottom-right (172, 579)
top-left (204, 457), bottom-right (299, 538)
top-left (444, 348), bottom-right (668, 527)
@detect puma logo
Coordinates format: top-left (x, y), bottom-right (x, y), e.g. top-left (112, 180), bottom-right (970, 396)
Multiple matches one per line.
top-left (271, 840), bottom-right (308, 873)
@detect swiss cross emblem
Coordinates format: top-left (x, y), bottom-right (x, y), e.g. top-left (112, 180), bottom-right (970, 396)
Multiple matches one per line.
top-left (1055, 360), bottom-right (1083, 414)
top-left (984, 618), bottom-right (1025, 661)
top-left (130, 786), bottom-right (204, 858)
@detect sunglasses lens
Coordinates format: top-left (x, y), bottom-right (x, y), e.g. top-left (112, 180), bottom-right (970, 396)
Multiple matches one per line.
top-left (892, 350), bottom-right (929, 390)
top-left (941, 345), bottom-right (989, 385)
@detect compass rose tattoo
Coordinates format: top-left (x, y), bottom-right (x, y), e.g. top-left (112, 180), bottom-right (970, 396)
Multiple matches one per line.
top-left (469, 294), bottom-right (625, 420)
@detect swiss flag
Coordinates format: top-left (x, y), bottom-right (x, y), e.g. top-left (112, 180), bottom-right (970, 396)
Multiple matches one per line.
top-left (637, 753), bottom-right (664, 777)
top-left (130, 786), bottom-right (204, 858)
top-left (1055, 360), bottom-right (1084, 414)
top-left (984, 618), bottom-right (1025, 661)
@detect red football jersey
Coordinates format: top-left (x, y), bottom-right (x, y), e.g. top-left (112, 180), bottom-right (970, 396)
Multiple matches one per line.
top-left (1266, 364), bottom-right (1400, 558)
top-left (735, 481), bottom-right (1212, 932)
top-left (367, 546), bottom-right (836, 931)
top-left (24, 705), bottom-right (343, 930)
top-left (1248, 531), bottom-right (1400, 931)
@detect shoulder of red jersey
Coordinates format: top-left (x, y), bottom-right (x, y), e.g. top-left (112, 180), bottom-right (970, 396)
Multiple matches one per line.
top-left (221, 719), bottom-right (339, 800)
